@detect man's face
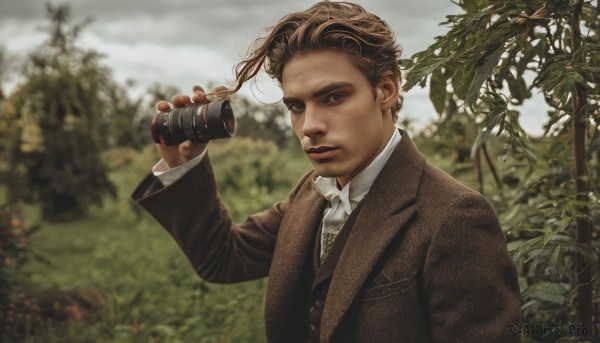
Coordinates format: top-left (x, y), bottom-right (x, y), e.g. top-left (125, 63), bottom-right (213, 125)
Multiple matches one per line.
top-left (281, 50), bottom-right (396, 187)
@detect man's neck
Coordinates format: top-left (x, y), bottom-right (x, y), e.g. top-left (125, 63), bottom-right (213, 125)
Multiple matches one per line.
top-left (336, 125), bottom-right (397, 188)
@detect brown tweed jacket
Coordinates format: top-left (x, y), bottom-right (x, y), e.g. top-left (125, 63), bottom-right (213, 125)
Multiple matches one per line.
top-left (132, 130), bottom-right (521, 342)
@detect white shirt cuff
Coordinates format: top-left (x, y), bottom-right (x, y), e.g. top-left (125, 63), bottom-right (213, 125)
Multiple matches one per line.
top-left (152, 149), bottom-right (208, 187)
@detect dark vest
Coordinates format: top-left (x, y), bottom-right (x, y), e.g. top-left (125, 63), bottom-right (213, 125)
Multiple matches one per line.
top-left (307, 202), bottom-right (364, 343)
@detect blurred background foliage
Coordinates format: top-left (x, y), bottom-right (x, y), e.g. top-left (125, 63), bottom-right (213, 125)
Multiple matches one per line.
top-left (405, 0), bottom-right (600, 341)
top-left (0, 1), bottom-right (599, 342)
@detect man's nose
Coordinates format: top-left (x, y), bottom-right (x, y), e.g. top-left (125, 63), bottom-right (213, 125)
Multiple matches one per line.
top-left (302, 105), bottom-right (326, 138)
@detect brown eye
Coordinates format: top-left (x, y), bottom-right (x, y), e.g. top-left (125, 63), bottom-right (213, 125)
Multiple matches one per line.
top-left (325, 93), bottom-right (346, 104)
top-left (288, 102), bottom-right (305, 114)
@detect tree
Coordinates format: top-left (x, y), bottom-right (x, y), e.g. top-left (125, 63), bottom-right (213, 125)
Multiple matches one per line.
top-left (1, 4), bottom-right (118, 220)
top-left (403, 0), bottom-right (599, 338)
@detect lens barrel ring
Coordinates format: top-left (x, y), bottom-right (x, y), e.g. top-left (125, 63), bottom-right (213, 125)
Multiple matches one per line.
top-left (180, 105), bottom-right (196, 143)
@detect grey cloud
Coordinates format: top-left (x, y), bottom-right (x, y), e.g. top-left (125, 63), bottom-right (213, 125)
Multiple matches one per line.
top-left (1, 0), bottom-right (459, 59)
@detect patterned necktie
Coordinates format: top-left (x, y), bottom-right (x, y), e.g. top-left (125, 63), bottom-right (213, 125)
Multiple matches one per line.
top-left (317, 182), bottom-right (354, 264)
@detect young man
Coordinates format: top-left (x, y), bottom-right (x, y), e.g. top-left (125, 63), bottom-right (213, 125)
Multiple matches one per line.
top-left (132, 2), bottom-right (521, 342)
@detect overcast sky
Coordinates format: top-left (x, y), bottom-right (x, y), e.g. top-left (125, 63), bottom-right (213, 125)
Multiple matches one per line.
top-left (0, 0), bottom-right (546, 134)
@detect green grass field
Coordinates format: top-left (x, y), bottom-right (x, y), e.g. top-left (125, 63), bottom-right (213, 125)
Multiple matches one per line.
top-left (22, 198), bottom-right (267, 342)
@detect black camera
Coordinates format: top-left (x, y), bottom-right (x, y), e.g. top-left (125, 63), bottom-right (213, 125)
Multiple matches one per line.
top-left (151, 100), bottom-right (235, 146)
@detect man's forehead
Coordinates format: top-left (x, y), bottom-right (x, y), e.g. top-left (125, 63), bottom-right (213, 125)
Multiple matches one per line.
top-left (281, 52), bottom-right (365, 98)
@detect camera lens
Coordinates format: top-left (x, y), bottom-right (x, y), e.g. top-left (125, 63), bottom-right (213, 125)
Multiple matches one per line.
top-left (151, 100), bottom-right (235, 146)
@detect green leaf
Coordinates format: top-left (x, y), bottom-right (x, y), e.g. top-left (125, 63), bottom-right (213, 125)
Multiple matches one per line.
top-left (507, 239), bottom-right (528, 253)
top-left (470, 105), bottom-right (507, 159)
top-left (512, 234), bottom-right (599, 279)
top-left (544, 217), bottom-right (573, 245)
top-left (466, 46), bottom-right (505, 109)
top-left (471, 126), bottom-right (493, 159)
top-left (507, 76), bottom-right (529, 103)
top-left (522, 281), bottom-right (568, 305)
top-left (549, 244), bottom-right (567, 278)
top-left (516, 38), bottom-right (547, 75)
top-left (429, 68), bottom-right (447, 114)
top-left (574, 42), bottom-right (600, 62)
top-left (403, 58), bottom-right (449, 92)
top-left (519, 140), bottom-right (538, 168)
top-left (452, 63), bottom-right (475, 99)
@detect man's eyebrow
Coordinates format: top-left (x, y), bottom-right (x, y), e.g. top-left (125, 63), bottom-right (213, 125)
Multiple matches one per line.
top-left (312, 82), bottom-right (353, 98)
top-left (282, 82), bottom-right (353, 103)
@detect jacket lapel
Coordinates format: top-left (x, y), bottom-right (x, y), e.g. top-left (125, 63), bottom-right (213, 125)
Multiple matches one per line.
top-left (320, 130), bottom-right (426, 342)
top-left (264, 182), bottom-right (326, 341)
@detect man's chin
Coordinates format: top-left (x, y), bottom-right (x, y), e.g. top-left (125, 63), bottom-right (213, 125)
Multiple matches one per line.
top-left (312, 165), bottom-right (343, 179)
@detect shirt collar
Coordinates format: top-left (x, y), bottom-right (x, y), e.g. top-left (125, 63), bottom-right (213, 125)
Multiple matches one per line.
top-left (313, 129), bottom-right (402, 214)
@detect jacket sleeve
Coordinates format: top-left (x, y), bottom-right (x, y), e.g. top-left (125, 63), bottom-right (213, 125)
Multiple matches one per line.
top-left (131, 153), bottom-right (308, 283)
top-left (424, 192), bottom-right (521, 342)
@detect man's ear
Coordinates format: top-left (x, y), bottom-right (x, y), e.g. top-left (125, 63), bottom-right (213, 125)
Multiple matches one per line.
top-left (377, 71), bottom-right (399, 112)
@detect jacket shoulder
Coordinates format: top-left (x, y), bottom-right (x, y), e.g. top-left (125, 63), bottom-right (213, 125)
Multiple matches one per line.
top-left (419, 161), bottom-right (493, 210)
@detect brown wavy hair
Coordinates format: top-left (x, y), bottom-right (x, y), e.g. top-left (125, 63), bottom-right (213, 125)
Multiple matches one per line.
top-left (232, 1), bottom-right (403, 119)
